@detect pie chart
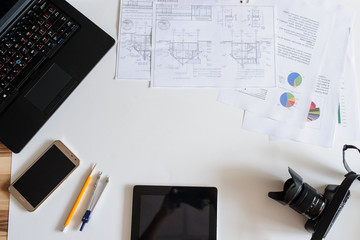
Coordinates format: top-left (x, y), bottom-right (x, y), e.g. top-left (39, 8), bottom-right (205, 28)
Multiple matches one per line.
top-left (307, 101), bottom-right (320, 122)
top-left (280, 92), bottom-right (295, 108)
top-left (288, 72), bottom-right (302, 87)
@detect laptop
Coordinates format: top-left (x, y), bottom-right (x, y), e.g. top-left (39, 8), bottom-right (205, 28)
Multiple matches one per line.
top-left (0, 0), bottom-right (115, 153)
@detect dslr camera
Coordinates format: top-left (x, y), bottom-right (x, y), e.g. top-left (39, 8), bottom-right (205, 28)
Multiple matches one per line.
top-left (268, 145), bottom-right (360, 240)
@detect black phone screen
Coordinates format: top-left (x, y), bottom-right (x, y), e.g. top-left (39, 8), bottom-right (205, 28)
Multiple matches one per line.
top-left (13, 145), bottom-right (76, 208)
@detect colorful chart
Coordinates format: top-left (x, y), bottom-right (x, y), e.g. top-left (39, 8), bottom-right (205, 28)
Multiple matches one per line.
top-left (288, 72), bottom-right (302, 87)
top-left (307, 101), bottom-right (320, 122)
top-left (280, 92), bottom-right (295, 108)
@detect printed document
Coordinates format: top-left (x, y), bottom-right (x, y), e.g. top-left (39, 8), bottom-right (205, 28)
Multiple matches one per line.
top-left (151, 2), bottom-right (276, 88)
top-left (242, 4), bottom-right (354, 147)
top-left (116, 0), bottom-right (153, 80)
top-left (218, 0), bottom-right (334, 127)
top-left (336, 34), bottom-right (360, 141)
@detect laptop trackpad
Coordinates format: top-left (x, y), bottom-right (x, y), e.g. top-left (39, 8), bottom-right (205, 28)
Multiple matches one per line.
top-left (25, 63), bottom-right (72, 112)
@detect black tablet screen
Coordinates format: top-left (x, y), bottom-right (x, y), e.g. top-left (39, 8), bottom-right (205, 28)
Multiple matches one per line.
top-left (131, 186), bottom-right (217, 240)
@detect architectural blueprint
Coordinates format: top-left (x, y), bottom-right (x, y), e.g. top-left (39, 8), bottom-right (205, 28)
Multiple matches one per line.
top-left (151, 3), bottom-right (276, 88)
top-left (116, 0), bottom-right (153, 80)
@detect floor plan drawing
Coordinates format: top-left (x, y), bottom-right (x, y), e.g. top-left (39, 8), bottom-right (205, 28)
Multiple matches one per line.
top-left (169, 41), bottom-right (201, 65)
top-left (166, 30), bottom-right (210, 66)
top-left (220, 29), bottom-right (274, 70)
top-left (230, 41), bottom-right (260, 65)
top-left (116, 0), bottom-right (153, 80)
top-left (248, 8), bottom-right (264, 28)
top-left (152, 3), bottom-right (276, 87)
top-left (124, 31), bottom-right (151, 61)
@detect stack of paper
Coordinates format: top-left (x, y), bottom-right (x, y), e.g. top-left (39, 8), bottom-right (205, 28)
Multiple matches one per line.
top-left (218, 0), bottom-right (360, 147)
top-left (115, 0), bottom-right (360, 147)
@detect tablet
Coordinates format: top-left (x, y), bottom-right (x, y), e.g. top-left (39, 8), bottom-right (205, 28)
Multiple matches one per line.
top-left (131, 185), bottom-right (217, 240)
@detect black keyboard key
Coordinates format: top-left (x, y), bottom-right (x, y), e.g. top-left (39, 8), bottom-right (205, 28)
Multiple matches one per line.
top-left (0, 48), bottom-right (6, 55)
top-left (7, 49), bottom-right (15, 56)
top-left (5, 41), bottom-right (12, 48)
top-left (58, 26), bottom-right (67, 35)
top-left (47, 6), bottom-right (56, 13)
top-left (46, 41), bottom-right (56, 49)
top-left (29, 49), bottom-right (38, 56)
top-left (10, 36), bottom-right (18, 42)
top-left (12, 68), bottom-right (20, 76)
top-left (20, 37), bottom-right (27, 44)
top-left (26, 41), bottom-right (35, 48)
top-left (38, 29), bottom-right (46, 35)
top-left (48, 11), bottom-right (60, 24)
top-left (8, 60), bottom-right (16, 67)
top-left (22, 23), bottom-right (30, 30)
top-left (43, 13), bottom-right (50, 19)
top-left (15, 29), bottom-right (23, 36)
top-left (32, 35), bottom-right (40, 42)
top-left (0, 80), bottom-right (8, 88)
top-left (39, 1), bottom-right (48, 10)
top-left (27, 9), bottom-right (35, 16)
top-left (6, 75), bottom-right (14, 82)
top-left (21, 47), bottom-right (29, 54)
top-left (37, 19), bottom-right (44, 26)
top-left (52, 15), bottom-right (67, 30)
top-left (63, 30), bottom-right (71, 38)
top-left (41, 36), bottom-right (49, 43)
top-left (31, 25), bottom-right (39, 32)
top-left (5, 84), bottom-right (14, 93)
top-left (57, 37), bottom-right (65, 44)
top-left (2, 56), bottom-right (10, 63)
top-left (3, 67), bottom-right (11, 74)
top-left (0, 91), bottom-right (9, 101)
top-left (23, 55), bottom-right (32, 62)
top-left (14, 53), bottom-right (22, 60)
top-left (44, 22), bottom-right (51, 29)
top-left (47, 30), bottom-right (55, 37)
top-left (13, 43), bottom-right (21, 50)
top-left (32, 3), bottom-right (40, 10)
top-left (35, 43), bottom-right (44, 50)
top-left (52, 34), bottom-right (60, 42)
top-left (0, 62), bottom-right (3, 69)
top-left (18, 62), bottom-right (27, 69)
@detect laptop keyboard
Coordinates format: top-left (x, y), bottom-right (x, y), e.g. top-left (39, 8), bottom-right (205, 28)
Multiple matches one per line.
top-left (0, 0), bottom-right (79, 111)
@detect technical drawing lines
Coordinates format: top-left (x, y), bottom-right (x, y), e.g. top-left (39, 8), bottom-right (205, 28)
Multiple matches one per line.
top-left (169, 41), bottom-right (201, 65)
top-left (132, 33), bottom-right (151, 60)
top-left (230, 42), bottom-right (260, 66)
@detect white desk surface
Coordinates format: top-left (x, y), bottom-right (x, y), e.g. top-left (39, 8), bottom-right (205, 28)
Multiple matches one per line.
top-left (8, 0), bottom-right (360, 239)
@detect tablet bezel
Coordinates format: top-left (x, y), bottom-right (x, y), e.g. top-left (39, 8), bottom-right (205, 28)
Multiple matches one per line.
top-left (131, 185), bottom-right (217, 240)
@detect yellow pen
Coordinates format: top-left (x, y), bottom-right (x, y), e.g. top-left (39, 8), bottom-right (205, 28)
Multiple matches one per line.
top-left (61, 164), bottom-right (96, 232)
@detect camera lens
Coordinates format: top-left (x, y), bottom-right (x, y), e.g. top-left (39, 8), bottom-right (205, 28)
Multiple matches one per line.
top-left (286, 182), bottom-right (326, 219)
top-left (268, 168), bottom-right (326, 220)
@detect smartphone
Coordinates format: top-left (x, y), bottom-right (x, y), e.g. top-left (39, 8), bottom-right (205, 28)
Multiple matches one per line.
top-left (9, 140), bottom-right (80, 211)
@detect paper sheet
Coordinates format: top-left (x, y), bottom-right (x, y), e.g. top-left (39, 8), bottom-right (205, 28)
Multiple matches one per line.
top-left (151, 1), bottom-right (276, 88)
top-left (241, 4), bottom-right (354, 148)
top-left (116, 0), bottom-right (153, 80)
top-left (336, 34), bottom-right (360, 141)
top-left (218, 0), bottom-right (334, 127)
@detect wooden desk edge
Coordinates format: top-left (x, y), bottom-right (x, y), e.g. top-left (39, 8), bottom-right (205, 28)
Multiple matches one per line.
top-left (0, 143), bottom-right (11, 240)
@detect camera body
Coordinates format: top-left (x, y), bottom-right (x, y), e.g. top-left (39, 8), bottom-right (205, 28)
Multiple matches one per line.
top-left (269, 168), bottom-right (354, 240)
top-left (304, 184), bottom-right (350, 234)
